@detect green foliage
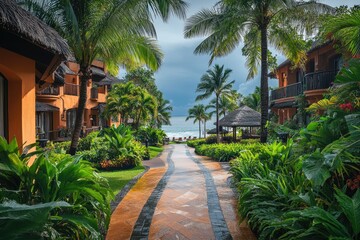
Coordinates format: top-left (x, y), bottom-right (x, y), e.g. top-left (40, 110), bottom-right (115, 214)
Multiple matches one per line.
top-left (187, 139), bottom-right (206, 148)
top-left (195, 142), bottom-right (265, 162)
top-left (135, 127), bottom-right (166, 146)
top-left (0, 137), bottom-right (112, 238)
top-left (102, 125), bottom-right (133, 156)
top-left (77, 131), bottom-right (99, 151)
top-left (99, 166), bottom-right (145, 195)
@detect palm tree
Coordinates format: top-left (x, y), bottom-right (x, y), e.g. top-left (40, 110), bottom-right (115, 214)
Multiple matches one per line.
top-left (133, 90), bottom-right (157, 130)
top-left (186, 104), bottom-right (206, 139)
top-left (241, 86), bottom-right (261, 112)
top-left (207, 93), bottom-right (239, 118)
top-left (155, 96), bottom-right (173, 128)
top-left (185, 0), bottom-right (332, 142)
top-left (21, 0), bottom-right (187, 154)
top-left (322, 8), bottom-right (360, 56)
top-left (196, 64), bottom-right (235, 143)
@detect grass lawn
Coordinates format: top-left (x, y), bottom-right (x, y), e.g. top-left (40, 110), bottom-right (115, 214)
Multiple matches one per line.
top-left (99, 166), bottom-right (145, 195)
top-left (148, 146), bottom-right (163, 159)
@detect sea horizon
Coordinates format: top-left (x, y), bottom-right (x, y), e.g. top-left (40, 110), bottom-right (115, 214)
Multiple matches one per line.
top-left (161, 115), bottom-right (215, 139)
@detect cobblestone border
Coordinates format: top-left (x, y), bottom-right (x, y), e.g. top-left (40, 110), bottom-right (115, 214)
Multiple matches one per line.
top-left (130, 146), bottom-right (175, 239)
top-left (186, 146), bottom-right (233, 240)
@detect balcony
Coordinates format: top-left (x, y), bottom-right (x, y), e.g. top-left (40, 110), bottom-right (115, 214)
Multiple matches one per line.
top-left (91, 87), bottom-right (98, 100)
top-left (270, 82), bottom-right (302, 101)
top-left (64, 83), bottom-right (79, 96)
top-left (304, 70), bottom-right (337, 91)
top-left (37, 85), bottom-right (59, 95)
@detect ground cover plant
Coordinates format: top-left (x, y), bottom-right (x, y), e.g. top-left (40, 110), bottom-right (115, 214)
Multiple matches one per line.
top-left (0, 137), bottom-right (112, 239)
top-left (99, 166), bottom-right (145, 195)
top-left (148, 146), bottom-right (163, 159)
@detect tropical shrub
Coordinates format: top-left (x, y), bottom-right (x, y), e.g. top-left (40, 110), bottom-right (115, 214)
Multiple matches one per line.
top-left (0, 137), bottom-right (112, 239)
top-left (229, 61), bottom-right (360, 239)
top-left (187, 139), bottom-right (206, 148)
top-left (195, 142), bottom-right (265, 162)
top-left (77, 131), bottom-right (99, 151)
top-left (135, 127), bottom-right (166, 146)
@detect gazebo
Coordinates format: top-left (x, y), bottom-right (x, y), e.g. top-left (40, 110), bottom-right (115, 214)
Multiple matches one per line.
top-left (207, 127), bottom-right (229, 134)
top-left (218, 106), bottom-right (261, 141)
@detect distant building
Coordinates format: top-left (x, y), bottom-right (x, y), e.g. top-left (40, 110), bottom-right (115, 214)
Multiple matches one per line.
top-left (35, 60), bottom-right (122, 141)
top-left (270, 41), bottom-right (343, 124)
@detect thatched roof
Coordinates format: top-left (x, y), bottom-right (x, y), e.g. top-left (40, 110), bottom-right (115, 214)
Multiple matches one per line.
top-left (54, 62), bottom-right (75, 85)
top-left (0, 0), bottom-right (71, 59)
top-left (207, 128), bottom-right (229, 134)
top-left (96, 74), bottom-right (123, 86)
top-left (219, 106), bottom-right (261, 127)
top-left (91, 66), bottom-right (106, 82)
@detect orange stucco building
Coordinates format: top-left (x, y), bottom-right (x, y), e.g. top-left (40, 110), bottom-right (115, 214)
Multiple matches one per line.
top-left (0, 0), bottom-right (70, 149)
top-left (35, 60), bottom-right (121, 141)
top-left (270, 42), bottom-right (342, 124)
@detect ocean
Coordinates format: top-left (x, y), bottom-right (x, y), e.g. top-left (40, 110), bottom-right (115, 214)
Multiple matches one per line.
top-left (161, 116), bottom-right (215, 139)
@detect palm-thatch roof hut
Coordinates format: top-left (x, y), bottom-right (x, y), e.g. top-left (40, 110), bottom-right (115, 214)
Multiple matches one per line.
top-left (0, 0), bottom-right (71, 81)
top-left (219, 106), bottom-right (261, 140)
top-left (207, 127), bottom-right (229, 134)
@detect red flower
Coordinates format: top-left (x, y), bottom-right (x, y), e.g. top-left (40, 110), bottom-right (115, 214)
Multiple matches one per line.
top-left (339, 102), bottom-right (354, 112)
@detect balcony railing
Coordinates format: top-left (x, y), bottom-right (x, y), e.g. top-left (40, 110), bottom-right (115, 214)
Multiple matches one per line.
top-left (37, 86), bottom-right (59, 95)
top-left (270, 82), bottom-right (302, 101)
top-left (91, 87), bottom-right (98, 99)
top-left (304, 70), bottom-right (337, 91)
top-left (64, 83), bottom-right (79, 96)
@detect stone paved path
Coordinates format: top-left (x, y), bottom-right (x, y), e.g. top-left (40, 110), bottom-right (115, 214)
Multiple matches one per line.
top-left (106, 144), bottom-right (256, 240)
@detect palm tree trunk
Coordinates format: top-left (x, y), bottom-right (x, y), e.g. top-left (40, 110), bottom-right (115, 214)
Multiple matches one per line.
top-left (198, 120), bottom-right (201, 138)
top-left (260, 25), bottom-right (269, 143)
top-left (204, 120), bottom-right (207, 138)
top-left (69, 68), bottom-right (89, 155)
top-left (216, 95), bottom-right (220, 143)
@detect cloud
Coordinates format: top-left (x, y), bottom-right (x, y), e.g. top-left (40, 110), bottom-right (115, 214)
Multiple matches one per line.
top-left (149, 0), bottom-right (359, 116)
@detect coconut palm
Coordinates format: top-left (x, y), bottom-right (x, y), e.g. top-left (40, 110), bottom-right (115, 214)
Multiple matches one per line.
top-left (196, 64), bottom-right (235, 143)
top-left (322, 8), bottom-right (360, 56)
top-left (21, 0), bottom-right (187, 154)
top-left (185, 0), bottom-right (332, 142)
top-left (155, 95), bottom-right (173, 128)
top-left (186, 104), bottom-right (206, 139)
top-left (207, 92), bottom-right (239, 118)
top-left (133, 90), bottom-right (157, 130)
top-left (241, 86), bottom-right (261, 112)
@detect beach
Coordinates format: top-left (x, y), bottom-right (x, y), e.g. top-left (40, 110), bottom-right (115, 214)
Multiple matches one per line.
top-left (161, 116), bottom-right (215, 139)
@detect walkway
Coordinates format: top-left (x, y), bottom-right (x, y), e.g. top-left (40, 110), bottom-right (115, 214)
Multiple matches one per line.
top-left (106, 144), bottom-right (256, 240)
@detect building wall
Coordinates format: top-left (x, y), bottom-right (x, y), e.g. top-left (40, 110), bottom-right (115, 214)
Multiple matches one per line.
top-left (0, 48), bottom-right (36, 149)
top-left (36, 60), bottom-right (118, 136)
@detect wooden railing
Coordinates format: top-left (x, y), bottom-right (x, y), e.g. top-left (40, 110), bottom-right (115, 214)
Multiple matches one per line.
top-left (37, 86), bottom-right (59, 95)
top-left (270, 82), bottom-right (302, 101)
top-left (64, 83), bottom-right (79, 96)
top-left (304, 70), bottom-right (337, 91)
top-left (91, 87), bottom-right (98, 99)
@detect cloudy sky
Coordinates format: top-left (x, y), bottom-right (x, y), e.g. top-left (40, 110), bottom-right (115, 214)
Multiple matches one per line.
top-left (146, 0), bottom-right (358, 116)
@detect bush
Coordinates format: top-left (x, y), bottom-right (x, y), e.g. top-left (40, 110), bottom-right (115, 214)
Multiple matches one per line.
top-left (205, 135), bottom-right (217, 144)
top-left (135, 127), bottom-right (166, 146)
top-left (0, 137), bottom-right (112, 239)
top-left (187, 139), bottom-right (206, 148)
top-left (195, 142), bottom-right (265, 162)
top-left (77, 131), bottom-right (99, 151)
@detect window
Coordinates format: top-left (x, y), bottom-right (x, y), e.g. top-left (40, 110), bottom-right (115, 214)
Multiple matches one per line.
top-left (66, 109), bottom-right (77, 129)
top-left (0, 74), bottom-right (7, 139)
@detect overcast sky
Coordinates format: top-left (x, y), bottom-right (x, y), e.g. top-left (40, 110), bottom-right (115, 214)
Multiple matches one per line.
top-left (138, 0), bottom-right (358, 116)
